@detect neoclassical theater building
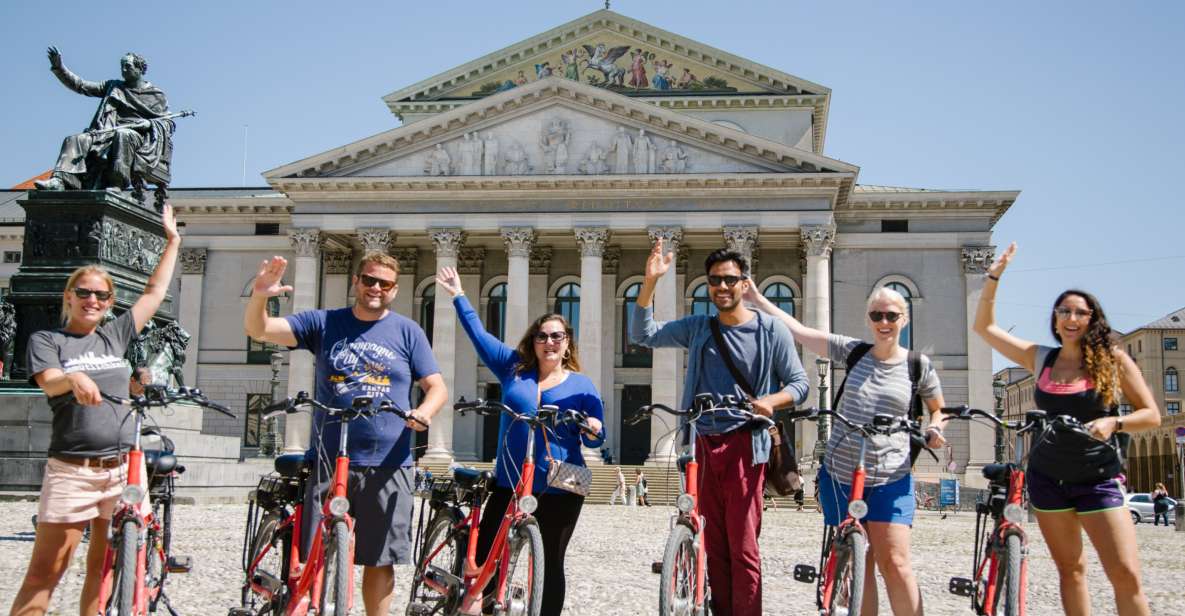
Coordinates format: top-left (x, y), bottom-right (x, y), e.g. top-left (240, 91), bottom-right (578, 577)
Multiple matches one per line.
top-left (6, 9), bottom-right (1019, 483)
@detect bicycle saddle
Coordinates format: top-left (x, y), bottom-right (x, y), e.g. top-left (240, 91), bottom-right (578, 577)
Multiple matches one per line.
top-left (144, 450), bottom-right (178, 475)
top-left (980, 463), bottom-right (1010, 483)
top-left (274, 454), bottom-right (308, 478)
top-left (452, 466), bottom-right (494, 491)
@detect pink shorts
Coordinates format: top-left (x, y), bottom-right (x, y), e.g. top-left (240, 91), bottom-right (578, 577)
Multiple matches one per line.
top-left (37, 457), bottom-right (149, 524)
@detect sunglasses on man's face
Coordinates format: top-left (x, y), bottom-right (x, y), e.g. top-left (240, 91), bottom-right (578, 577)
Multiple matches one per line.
top-left (868, 311), bottom-right (902, 323)
top-left (73, 288), bottom-right (113, 301)
top-left (707, 275), bottom-right (745, 288)
top-left (358, 274), bottom-right (396, 292)
top-left (533, 331), bottom-right (568, 344)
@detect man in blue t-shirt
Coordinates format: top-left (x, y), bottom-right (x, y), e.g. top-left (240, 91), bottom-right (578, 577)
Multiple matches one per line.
top-left (245, 251), bottom-right (447, 616)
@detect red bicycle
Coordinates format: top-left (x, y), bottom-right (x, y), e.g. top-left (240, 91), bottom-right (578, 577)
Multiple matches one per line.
top-left (790, 409), bottom-right (928, 616)
top-left (99, 385), bottom-right (235, 616)
top-left (232, 392), bottom-right (418, 616)
top-left (406, 398), bottom-right (595, 616)
top-left (625, 393), bottom-right (772, 616)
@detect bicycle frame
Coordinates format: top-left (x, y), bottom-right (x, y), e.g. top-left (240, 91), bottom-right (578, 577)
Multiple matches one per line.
top-left (818, 432), bottom-right (871, 611)
top-left (674, 412), bottom-right (707, 611)
top-left (96, 408), bottom-right (151, 615)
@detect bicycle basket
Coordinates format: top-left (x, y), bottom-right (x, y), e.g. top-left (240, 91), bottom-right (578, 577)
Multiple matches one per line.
top-left (253, 473), bottom-right (301, 508)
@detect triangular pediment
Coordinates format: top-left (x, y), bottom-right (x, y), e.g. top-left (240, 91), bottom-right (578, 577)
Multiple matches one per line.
top-left (265, 78), bottom-right (856, 183)
top-left (382, 9), bottom-right (829, 109)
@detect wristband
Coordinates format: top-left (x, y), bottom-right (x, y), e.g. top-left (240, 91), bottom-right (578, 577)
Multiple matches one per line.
top-left (986, 274), bottom-right (1000, 281)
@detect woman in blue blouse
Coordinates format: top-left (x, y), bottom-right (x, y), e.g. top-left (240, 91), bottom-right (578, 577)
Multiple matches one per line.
top-left (437, 266), bottom-right (605, 615)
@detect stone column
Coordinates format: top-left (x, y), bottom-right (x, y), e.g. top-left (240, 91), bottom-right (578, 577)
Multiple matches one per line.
top-left (647, 226), bottom-right (683, 463)
top-left (501, 227), bottom-right (536, 344)
top-left (800, 224), bottom-right (835, 463)
top-left (453, 247), bottom-right (485, 460)
top-left (321, 251), bottom-right (351, 310)
top-left (177, 248), bottom-right (206, 387)
top-left (601, 246), bottom-right (621, 460)
top-left (723, 226), bottom-right (759, 268)
top-left (424, 228), bottom-right (464, 462)
top-left (357, 228), bottom-right (394, 255)
top-left (392, 247), bottom-right (419, 319)
top-left (962, 246), bottom-right (997, 487)
top-left (576, 228), bottom-right (610, 464)
top-left (528, 247), bottom-right (552, 320)
top-left (284, 228), bottom-right (321, 453)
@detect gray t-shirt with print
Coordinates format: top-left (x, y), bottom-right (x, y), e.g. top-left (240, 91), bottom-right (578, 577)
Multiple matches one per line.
top-left (28, 311), bottom-right (137, 458)
top-left (823, 335), bottom-right (942, 486)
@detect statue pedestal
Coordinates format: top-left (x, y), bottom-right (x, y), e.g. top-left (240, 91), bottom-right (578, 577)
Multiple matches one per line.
top-left (6, 190), bottom-right (173, 382)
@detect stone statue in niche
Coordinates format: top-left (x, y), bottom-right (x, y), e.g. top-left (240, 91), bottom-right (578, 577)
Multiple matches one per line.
top-left (503, 140), bottom-right (531, 175)
top-left (660, 139), bottom-right (688, 173)
top-left (609, 126), bottom-right (632, 174)
top-left (424, 143), bottom-right (451, 176)
top-left (458, 132), bottom-right (483, 175)
top-left (482, 133), bottom-right (499, 175)
top-left (579, 142), bottom-right (609, 175)
top-left (633, 128), bottom-right (656, 174)
top-left (539, 118), bottom-right (570, 174)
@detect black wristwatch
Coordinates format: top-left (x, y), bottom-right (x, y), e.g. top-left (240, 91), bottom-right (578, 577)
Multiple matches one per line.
top-left (1115, 417), bottom-right (1125, 433)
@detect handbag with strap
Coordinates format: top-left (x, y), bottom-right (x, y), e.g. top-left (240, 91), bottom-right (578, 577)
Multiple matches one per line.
top-left (535, 382), bottom-right (592, 497)
top-left (708, 317), bottom-right (801, 496)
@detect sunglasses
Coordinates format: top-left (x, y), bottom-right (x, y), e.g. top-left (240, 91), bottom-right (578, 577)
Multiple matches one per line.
top-left (707, 275), bottom-right (745, 288)
top-left (73, 288), bottom-right (113, 301)
top-left (533, 331), bottom-right (568, 344)
top-left (1053, 307), bottom-right (1093, 320)
top-left (358, 274), bottom-right (396, 292)
top-left (868, 311), bottom-right (902, 323)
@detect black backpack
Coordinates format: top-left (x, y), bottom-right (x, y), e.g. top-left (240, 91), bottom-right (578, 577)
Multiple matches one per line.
top-left (831, 343), bottom-right (933, 466)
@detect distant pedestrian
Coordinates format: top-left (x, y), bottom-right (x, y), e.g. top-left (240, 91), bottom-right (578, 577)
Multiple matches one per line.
top-left (635, 469), bottom-right (651, 506)
top-left (1153, 482), bottom-right (1171, 526)
top-left (611, 467), bottom-right (628, 505)
top-left (793, 486), bottom-right (805, 511)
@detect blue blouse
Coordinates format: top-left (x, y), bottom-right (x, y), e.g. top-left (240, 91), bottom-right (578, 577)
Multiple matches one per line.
top-left (454, 296), bottom-right (606, 494)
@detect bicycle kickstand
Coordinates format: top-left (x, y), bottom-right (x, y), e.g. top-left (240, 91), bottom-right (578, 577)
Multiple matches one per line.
top-left (154, 591), bottom-right (183, 616)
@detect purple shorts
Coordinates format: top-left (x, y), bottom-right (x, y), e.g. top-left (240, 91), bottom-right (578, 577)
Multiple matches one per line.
top-left (1027, 468), bottom-right (1125, 514)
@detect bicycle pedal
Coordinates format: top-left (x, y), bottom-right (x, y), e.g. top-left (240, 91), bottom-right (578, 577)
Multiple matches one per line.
top-left (650, 560), bottom-right (663, 574)
top-left (406, 603), bottom-right (433, 616)
top-left (227, 609), bottom-right (255, 616)
top-left (948, 577), bottom-right (975, 597)
top-left (793, 564), bottom-right (817, 584)
top-left (166, 555), bottom-right (193, 573)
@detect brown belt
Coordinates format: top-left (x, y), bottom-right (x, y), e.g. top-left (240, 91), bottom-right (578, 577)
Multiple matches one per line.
top-left (52, 454), bottom-right (127, 469)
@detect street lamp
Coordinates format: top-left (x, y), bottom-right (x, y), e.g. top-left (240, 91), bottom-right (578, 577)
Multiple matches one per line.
top-left (992, 376), bottom-right (1007, 463)
top-left (259, 350), bottom-right (285, 457)
top-left (812, 358), bottom-right (831, 463)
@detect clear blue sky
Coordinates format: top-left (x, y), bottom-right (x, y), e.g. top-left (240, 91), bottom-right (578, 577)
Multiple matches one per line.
top-left (3, 1), bottom-right (1183, 368)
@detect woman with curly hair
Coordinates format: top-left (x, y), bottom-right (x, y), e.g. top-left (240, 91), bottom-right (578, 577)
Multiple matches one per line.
top-left (974, 243), bottom-right (1160, 616)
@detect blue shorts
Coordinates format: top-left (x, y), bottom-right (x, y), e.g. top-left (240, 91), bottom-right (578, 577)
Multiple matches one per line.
top-left (818, 465), bottom-right (915, 527)
top-left (1027, 468), bottom-right (1125, 514)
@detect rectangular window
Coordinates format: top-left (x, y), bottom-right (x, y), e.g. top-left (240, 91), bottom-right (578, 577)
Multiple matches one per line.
top-left (1166, 338), bottom-right (1179, 351)
top-left (2, 251), bottom-right (21, 264)
top-left (255, 223), bottom-right (280, 236)
top-left (244, 393), bottom-right (271, 447)
top-left (1118, 403), bottom-right (1133, 414)
top-left (881, 220), bottom-right (909, 233)
top-left (1138, 340), bottom-right (1142, 353)
top-left (1168, 401), bottom-right (1181, 416)
top-left (1167, 371), bottom-right (1179, 393)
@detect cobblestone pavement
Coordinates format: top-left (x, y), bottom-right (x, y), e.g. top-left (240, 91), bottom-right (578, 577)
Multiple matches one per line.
top-left (1, 501), bottom-right (1182, 614)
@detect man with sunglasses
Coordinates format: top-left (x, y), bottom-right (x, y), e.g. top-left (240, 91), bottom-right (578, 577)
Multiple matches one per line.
top-left (630, 244), bottom-right (808, 616)
top-left (244, 252), bottom-right (448, 616)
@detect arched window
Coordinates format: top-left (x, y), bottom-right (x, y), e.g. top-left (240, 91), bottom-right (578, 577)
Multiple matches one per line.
top-left (884, 282), bottom-right (913, 349)
top-left (554, 282), bottom-right (580, 339)
top-left (247, 297), bottom-right (281, 363)
top-left (763, 283), bottom-right (795, 317)
top-left (421, 284), bottom-right (435, 344)
top-left (622, 282), bottom-right (651, 367)
top-left (1166, 367), bottom-right (1179, 393)
top-left (691, 283), bottom-right (718, 317)
top-left (487, 282), bottom-right (507, 341)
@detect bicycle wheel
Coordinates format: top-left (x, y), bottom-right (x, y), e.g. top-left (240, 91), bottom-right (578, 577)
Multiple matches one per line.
top-left (145, 499), bottom-right (169, 601)
top-left (245, 511), bottom-right (290, 615)
top-left (658, 523), bottom-right (699, 616)
top-left (496, 520), bottom-right (544, 616)
top-left (407, 512), bottom-right (463, 615)
top-left (319, 519), bottom-right (352, 616)
top-left (827, 531), bottom-right (866, 616)
top-left (111, 518), bottom-right (139, 616)
top-left (995, 533), bottom-right (1023, 616)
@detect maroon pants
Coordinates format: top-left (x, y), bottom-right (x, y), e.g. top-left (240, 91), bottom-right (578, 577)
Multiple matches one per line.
top-left (696, 429), bottom-right (765, 616)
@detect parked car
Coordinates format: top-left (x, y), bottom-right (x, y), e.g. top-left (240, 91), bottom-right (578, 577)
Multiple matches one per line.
top-left (1127, 492), bottom-right (1177, 524)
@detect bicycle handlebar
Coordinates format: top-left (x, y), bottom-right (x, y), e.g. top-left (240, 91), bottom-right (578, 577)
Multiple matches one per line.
top-left (941, 405), bottom-right (1108, 443)
top-left (625, 396), bottom-right (775, 429)
top-left (453, 397), bottom-right (599, 434)
top-left (102, 386), bottom-right (235, 418)
top-left (261, 391), bottom-right (422, 426)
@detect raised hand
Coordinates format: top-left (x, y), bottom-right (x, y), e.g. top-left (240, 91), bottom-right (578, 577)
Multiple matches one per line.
top-left (987, 242), bottom-right (1016, 280)
top-left (47, 46), bottom-right (63, 70)
top-left (644, 237), bottom-right (673, 280)
top-left (435, 266), bottom-right (465, 298)
top-left (253, 257), bottom-right (294, 297)
top-left (742, 284), bottom-right (766, 311)
top-left (160, 203), bottom-right (180, 243)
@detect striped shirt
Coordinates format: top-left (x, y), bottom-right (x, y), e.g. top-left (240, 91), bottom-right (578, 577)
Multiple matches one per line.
top-left (823, 335), bottom-right (942, 487)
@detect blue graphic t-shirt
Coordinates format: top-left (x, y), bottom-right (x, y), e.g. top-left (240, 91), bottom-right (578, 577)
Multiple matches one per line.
top-left (286, 308), bottom-right (440, 467)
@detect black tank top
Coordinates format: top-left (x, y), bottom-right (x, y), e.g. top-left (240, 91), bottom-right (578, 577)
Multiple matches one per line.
top-left (1028, 347), bottom-right (1121, 482)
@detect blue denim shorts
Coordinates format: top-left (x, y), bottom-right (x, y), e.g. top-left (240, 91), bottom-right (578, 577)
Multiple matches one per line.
top-left (818, 465), bottom-right (915, 527)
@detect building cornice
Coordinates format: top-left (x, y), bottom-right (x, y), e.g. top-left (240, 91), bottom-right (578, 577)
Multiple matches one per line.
top-left (842, 189), bottom-right (1019, 226)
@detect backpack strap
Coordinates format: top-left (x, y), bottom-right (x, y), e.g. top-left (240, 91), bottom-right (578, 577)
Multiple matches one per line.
top-left (709, 317), bottom-right (757, 398)
top-left (831, 342), bottom-right (873, 410)
top-left (907, 351), bottom-right (923, 421)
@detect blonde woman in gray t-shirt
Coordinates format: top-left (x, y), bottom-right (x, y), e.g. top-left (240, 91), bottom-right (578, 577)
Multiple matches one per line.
top-left (747, 285), bottom-right (947, 616)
